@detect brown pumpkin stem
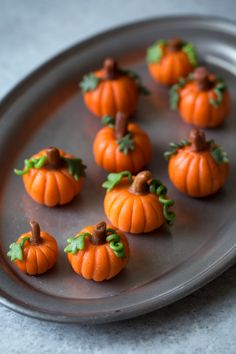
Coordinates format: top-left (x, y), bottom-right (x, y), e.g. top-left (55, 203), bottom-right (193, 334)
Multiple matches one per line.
top-left (189, 129), bottom-right (208, 152)
top-left (103, 58), bottom-right (119, 80)
top-left (129, 170), bottom-right (152, 195)
top-left (46, 147), bottom-right (62, 169)
top-left (115, 112), bottom-right (129, 139)
top-left (91, 221), bottom-right (107, 245)
top-left (29, 220), bottom-right (42, 245)
top-left (193, 67), bottom-right (214, 91)
top-left (168, 38), bottom-right (183, 52)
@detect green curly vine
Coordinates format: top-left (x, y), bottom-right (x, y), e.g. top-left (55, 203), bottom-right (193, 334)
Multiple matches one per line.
top-left (149, 180), bottom-right (176, 225)
top-left (106, 228), bottom-right (126, 258)
top-left (14, 156), bottom-right (48, 176)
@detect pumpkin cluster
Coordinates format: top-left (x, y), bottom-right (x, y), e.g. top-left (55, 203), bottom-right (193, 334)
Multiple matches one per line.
top-left (9, 37), bottom-right (231, 283)
top-left (8, 220), bottom-right (130, 281)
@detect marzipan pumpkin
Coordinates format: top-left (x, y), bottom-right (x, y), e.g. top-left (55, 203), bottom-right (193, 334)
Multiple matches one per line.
top-left (93, 112), bottom-right (152, 173)
top-left (165, 129), bottom-right (229, 197)
top-left (103, 170), bottom-right (175, 234)
top-left (65, 221), bottom-right (129, 281)
top-left (170, 66), bottom-right (231, 128)
top-left (147, 38), bottom-right (197, 86)
top-left (7, 221), bottom-right (58, 275)
top-left (14, 147), bottom-right (86, 207)
top-left (80, 58), bottom-right (149, 118)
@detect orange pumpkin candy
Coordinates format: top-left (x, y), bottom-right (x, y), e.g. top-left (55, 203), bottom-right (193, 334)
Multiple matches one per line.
top-left (7, 221), bottom-right (58, 275)
top-left (170, 67), bottom-right (231, 128)
top-left (147, 38), bottom-right (197, 86)
top-left (103, 170), bottom-right (175, 234)
top-left (14, 147), bottom-right (86, 207)
top-left (165, 129), bottom-right (229, 197)
top-left (80, 58), bottom-right (149, 118)
top-left (93, 112), bottom-right (152, 173)
top-left (65, 221), bottom-right (129, 282)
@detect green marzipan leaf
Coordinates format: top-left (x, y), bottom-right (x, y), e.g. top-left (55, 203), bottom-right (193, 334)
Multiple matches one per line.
top-left (164, 139), bottom-right (191, 160)
top-left (182, 43), bottom-right (198, 67)
top-left (149, 180), bottom-right (176, 225)
top-left (79, 73), bottom-right (101, 94)
top-left (64, 233), bottom-right (91, 255)
top-left (146, 45), bottom-right (162, 64)
top-left (117, 133), bottom-right (134, 155)
top-left (7, 236), bottom-right (30, 261)
top-left (102, 115), bottom-right (115, 127)
top-left (63, 157), bottom-right (87, 181)
top-left (169, 77), bottom-right (188, 110)
top-left (209, 80), bottom-right (227, 108)
top-left (102, 171), bottom-right (133, 192)
top-left (209, 141), bottom-right (229, 164)
top-left (14, 156), bottom-right (48, 176)
top-left (120, 69), bottom-right (150, 95)
top-left (146, 40), bottom-right (167, 64)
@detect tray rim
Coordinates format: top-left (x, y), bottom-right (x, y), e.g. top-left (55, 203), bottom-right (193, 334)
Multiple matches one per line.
top-left (1, 14), bottom-right (236, 323)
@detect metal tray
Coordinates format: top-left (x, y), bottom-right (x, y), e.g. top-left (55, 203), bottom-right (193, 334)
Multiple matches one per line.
top-left (0, 15), bottom-right (236, 324)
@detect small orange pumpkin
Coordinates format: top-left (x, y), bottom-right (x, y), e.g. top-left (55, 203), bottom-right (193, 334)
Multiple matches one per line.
top-left (103, 170), bottom-right (175, 234)
top-left (147, 38), bottom-right (197, 86)
top-left (65, 221), bottom-right (129, 282)
top-left (93, 112), bottom-right (152, 173)
top-left (14, 147), bottom-right (86, 207)
top-left (7, 221), bottom-right (58, 275)
top-left (170, 67), bottom-right (231, 128)
top-left (165, 129), bottom-right (229, 197)
top-left (80, 58), bottom-right (149, 118)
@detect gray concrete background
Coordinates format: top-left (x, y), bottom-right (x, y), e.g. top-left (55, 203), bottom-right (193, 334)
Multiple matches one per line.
top-left (1, 1), bottom-right (236, 353)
